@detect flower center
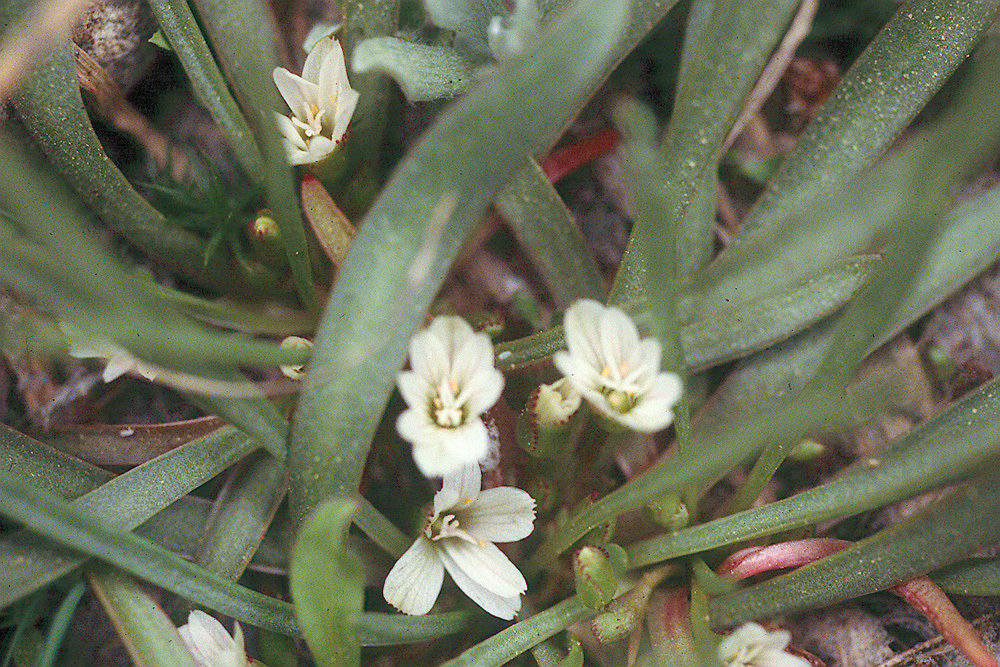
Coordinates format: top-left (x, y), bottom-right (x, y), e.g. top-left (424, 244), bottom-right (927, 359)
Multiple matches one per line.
top-left (600, 364), bottom-right (638, 413)
top-left (429, 513), bottom-right (479, 544)
top-left (431, 377), bottom-right (467, 427)
top-left (291, 102), bottom-right (325, 138)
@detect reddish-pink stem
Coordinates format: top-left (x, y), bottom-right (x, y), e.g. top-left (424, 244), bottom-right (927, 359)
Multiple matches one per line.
top-left (539, 128), bottom-right (619, 184)
top-left (717, 538), bottom-right (851, 580)
top-left (647, 589), bottom-right (698, 664)
top-left (892, 576), bottom-right (998, 667)
top-left (716, 538), bottom-right (997, 667)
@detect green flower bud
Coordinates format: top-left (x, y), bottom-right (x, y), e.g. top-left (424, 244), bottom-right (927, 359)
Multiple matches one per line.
top-left (644, 492), bottom-right (689, 532)
top-left (279, 336), bottom-right (313, 379)
top-left (516, 379), bottom-right (581, 458)
top-left (925, 344), bottom-right (958, 383)
top-left (787, 438), bottom-right (826, 462)
top-left (247, 210), bottom-right (287, 268)
top-left (591, 562), bottom-right (672, 644)
top-left (573, 545), bottom-right (618, 609)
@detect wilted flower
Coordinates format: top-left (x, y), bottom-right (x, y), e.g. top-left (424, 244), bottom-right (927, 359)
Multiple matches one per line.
top-left (382, 462), bottom-right (535, 619)
top-left (63, 324), bottom-right (159, 383)
top-left (553, 299), bottom-right (682, 432)
top-left (718, 622), bottom-right (811, 667)
top-left (178, 610), bottom-right (248, 667)
top-left (273, 34), bottom-right (359, 165)
top-left (396, 316), bottom-right (504, 477)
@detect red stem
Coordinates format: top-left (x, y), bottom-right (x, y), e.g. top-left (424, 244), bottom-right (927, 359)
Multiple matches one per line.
top-left (539, 128), bottom-right (619, 184)
top-left (892, 577), bottom-right (999, 667)
top-left (715, 539), bottom-right (997, 667)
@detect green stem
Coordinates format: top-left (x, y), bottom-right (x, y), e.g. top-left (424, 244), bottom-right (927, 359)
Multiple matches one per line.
top-left (439, 597), bottom-right (593, 667)
top-left (36, 579), bottom-right (87, 667)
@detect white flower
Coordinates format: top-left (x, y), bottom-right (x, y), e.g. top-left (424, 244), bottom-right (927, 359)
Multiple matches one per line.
top-left (383, 463), bottom-right (535, 619)
top-left (279, 335), bottom-right (312, 379)
top-left (718, 622), bottom-right (811, 667)
top-left (62, 324), bottom-right (159, 383)
top-left (178, 610), bottom-right (248, 667)
top-left (396, 316), bottom-right (504, 477)
top-left (273, 34), bottom-right (359, 165)
top-left (553, 299), bottom-right (683, 432)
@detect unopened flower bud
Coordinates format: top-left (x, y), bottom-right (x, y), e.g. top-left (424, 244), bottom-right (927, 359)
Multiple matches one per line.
top-left (573, 544), bottom-right (627, 609)
top-left (925, 344), bottom-right (958, 383)
top-left (516, 379), bottom-right (581, 458)
top-left (247, 210), bottom-right (286, 267)
top-left (591, 563), bottom-right (672, 644)
top-left (787, 438), bottom-right (825, 462)
top-left (279, 336), bottom-right (313, 379)
top-left (645, 492), bottom-right (689, 532)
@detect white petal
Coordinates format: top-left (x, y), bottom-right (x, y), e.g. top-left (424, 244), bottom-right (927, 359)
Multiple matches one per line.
top-left (272, 68), bottom-right (316, 117)
top-left (408, 326), bottom-right (451, 382)
top-left (331, 84), bottom-right (359, 141)
top-left (461, 366), bottom-right (504, 416)
top-left (406, 419), bottom-right (489, 478)
top-left (383, 538), bottom-right (445, 615)
top-left (303, 135), bottom-right (338, 163)
top-left (179, 610), bottom-right (244, 666)
top-left (438, 539), bottom-right (525, 598)
top-left (302, 33), bottom-right (338, 84)
top-left (562, 299), bottom-right (605, 372)
top-left (462, 487), bottom-right (535, 542)
top-left (438, 542), bottom-right (523, 619)
top-left (439, 461), bottom-right (481, 507)
top-left (102, 354), bottom-right (133, 382)
top-left (396, 370), bottom-right (432, 410)
top-left (274, 113), bottom-right (306, 148)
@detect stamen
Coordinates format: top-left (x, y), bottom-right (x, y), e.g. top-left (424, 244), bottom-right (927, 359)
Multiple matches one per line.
top-left (431, 514), bottom-right (478, 543)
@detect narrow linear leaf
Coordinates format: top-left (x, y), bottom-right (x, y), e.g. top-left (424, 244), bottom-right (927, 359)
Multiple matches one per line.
top-left (10, 42), bottom-right (228, 291)
top-left (188, 0), bottom-right (318, 310)
top-left (0, 424), bottom-right (110, 500)
top-left (496, 158), bottom-right (606, 307)
top-left (0, 427), bottom-right (254, 607)
top-left (87, 566), bottom-right (198, 667)
top-left (352, 38), bottom-right (477, 102)
top-left (193, 452), bottom-right (286, 582)
top-left (291, 500), bottom-right (363, 667)
top-left (657, 0), bottom-right (802, 275)
top-left (0, 131), bottom-right (314, 377)
top-left (934, 558), bottom-right (1000, 596)
top-left (627, 377), bottom-right (1000, 567)
top-left (0, 471), bottom-right (473, 642)
top-left (337, 0), bottom-right (401, 193)
top-left (696, 0), bottom-right (1000, 313)
top-left (744, 0), bottom-right (1000, 238)
top-left (439, 597), bottom-right (593, 667)
top-left (146, 0), bottom-right (264, 179)
top-left (708, 465), bottom-right (1000, 628)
